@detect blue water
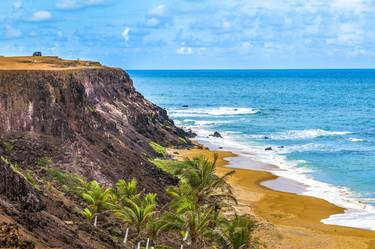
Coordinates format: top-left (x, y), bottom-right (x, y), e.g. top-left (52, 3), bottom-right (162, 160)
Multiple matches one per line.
top-left (129, 69), bottom-right (375, 229)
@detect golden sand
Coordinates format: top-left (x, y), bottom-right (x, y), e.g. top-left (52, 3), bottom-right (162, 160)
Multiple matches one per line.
top-left (170, 147), bottom-right (375, 249)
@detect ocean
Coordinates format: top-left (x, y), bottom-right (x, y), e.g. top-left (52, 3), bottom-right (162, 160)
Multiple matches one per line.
top-left (129, 69), bottom-right (375, 230)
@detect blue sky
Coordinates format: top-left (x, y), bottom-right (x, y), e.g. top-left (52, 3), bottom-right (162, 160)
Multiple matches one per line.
top-left (1, 0), bottom-right (375, 69)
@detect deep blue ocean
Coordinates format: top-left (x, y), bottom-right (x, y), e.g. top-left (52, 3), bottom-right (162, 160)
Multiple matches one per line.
top-left (129, 69), bottom-right (375, 230)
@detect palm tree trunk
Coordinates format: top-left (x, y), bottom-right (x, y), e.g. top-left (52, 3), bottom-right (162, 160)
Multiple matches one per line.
top-left (93, 215), bottom-right (98, 227)
top-left (123, 228), bottom-right (129, 244)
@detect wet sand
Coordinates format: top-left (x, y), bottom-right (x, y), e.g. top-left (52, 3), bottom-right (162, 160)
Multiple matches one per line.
top-left (171, 147), bottom-right (375, 249)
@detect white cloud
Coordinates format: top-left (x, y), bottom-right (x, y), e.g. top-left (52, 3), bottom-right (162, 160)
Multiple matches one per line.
top-left (149, 4), bottom-right (167, 17)
top-left (56, 0), bottom-right (105, 10)
top-left (13, 1), bottom-right (23, 10)
top-left (122, 27), bottom-right (131, 41)
top-left (176, 44), bottom-right (193, 54)
top-left (146, 18), bottom-right (161, 28)
top-left (31, 11), bottom-right (52, 21)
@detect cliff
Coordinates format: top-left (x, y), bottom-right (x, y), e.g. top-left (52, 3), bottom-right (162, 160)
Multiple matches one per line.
top-left (0, 56), bottom-right (190, 248)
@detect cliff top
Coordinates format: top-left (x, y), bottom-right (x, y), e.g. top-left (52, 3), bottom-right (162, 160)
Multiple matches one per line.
top-left (0, 56), bottom-right (105, 70)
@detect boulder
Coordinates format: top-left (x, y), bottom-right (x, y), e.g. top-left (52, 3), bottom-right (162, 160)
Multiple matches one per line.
top-left (265, 147), bottom-right (273, 151)
top-left (210, 131), bottom-right (223, 138)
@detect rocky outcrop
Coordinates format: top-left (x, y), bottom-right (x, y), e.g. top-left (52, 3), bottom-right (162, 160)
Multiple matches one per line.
top-left (0, 158), bottom-right (44, 212)
top-left (0, 68), bottom-right (188, 196)
top-left (0, 58), bottom-right (191, 248)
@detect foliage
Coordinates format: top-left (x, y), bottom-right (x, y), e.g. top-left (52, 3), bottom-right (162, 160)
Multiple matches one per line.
top-left (149, 141), bottom-right (167, 156)
top-left (77, 154), bottom-right (255, 248)
top-left (44, 168), bottom-right (86, 196)
top-left (212, 214), bottom-right (256, 249)
top-left (80, 180), bottom-right (114, 218)
top-left (36, 156), bottom-right (53, 167)
top-left (150, 158), bottom-right (187, 176)
top-left (0, 141), bottom-right (14, 152)
top-left (175, 154), bottom-right (237, 208)
top-left (115, 178), bottom-right (140, 202)
top-left (113, 193), bottom-right (157, 236)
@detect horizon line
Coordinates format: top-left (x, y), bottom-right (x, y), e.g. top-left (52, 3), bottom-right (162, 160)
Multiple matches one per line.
top-left (127, 67), bottom-right (375, 71)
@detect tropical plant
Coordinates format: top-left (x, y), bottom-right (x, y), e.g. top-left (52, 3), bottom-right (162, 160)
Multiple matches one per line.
top-left (162, 205), bottom-right (216, 249)
top-left (212, 214), bottom-right (255, 249)
top-left (80, 180), bottom-right (114, 227)
top-left (177, 154), bottom-right (237, 208)
top-left (115, 178), bottom-right (140, 202)
top-left (113, 193), bottom-right (158, 236)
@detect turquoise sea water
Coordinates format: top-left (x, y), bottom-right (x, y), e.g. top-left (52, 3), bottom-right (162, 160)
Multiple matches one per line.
top-left (129, 69), bottom-right (375, 230)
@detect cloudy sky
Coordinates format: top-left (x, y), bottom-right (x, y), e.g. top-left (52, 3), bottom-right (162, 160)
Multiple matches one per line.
top-left (1, 0), bottom-right (375, 69)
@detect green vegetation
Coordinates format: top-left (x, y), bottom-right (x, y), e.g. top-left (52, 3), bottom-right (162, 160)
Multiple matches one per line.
top-left (87, 105), bottom-right (97, 113)
top-left (149, 141), bottom-right (167, 156)
top-left (77, 155), bottom-right (256, 248)
top-left (81, 180), bottom-right (114, 227)
top-left (36, 156), bottom-right (53, 167)
top-left (150, 158), bottom-right (186, 176)
top-left (44, 167), bottom-right (86, 195)
top-left (0, 141), bottom-right (14, 152)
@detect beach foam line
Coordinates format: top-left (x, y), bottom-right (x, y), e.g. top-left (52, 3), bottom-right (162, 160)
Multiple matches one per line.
top-left (188, 126), bottom-right (375, 231)
top-left (168, 107), bottom-right (259, 117)
top-left (262, 129), bottom-right (352, 140)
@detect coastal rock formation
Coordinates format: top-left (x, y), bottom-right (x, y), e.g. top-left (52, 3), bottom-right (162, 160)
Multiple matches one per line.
top-left (210, 131), bottom-right (223, 138)
top-left (0, 57), bottom-right (190, 248)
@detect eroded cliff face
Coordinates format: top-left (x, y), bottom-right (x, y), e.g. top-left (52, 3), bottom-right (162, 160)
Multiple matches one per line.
top-left (0, 68), bottom-right (187, 187)
top-left (0, 62), bottom-right (190, 248)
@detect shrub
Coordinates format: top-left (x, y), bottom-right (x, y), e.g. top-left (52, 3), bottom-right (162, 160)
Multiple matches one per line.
top-left (149, 141), bottom-right (167, 156)
top-left (36, 156), bottom-right (53, 167)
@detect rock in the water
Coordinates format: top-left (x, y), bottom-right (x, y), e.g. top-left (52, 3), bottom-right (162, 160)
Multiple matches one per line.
top-left (182, 105), bottom-right (189, 108)
top-left (210, 131), bottom-right (223, 138)
top-left (265, 147), bottom-right (273, 151)
top-left (264, 136), bottom-right (270, 139)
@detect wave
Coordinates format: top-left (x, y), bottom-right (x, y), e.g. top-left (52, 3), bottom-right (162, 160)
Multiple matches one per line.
top-left (268, 129), bottom-right (351, 140)
top-left (186, 126), bottom-right (375, 231)
top-left (168, 107), bottom-right (258, 117)
top-left (348, 137), bottom-right (366, 142)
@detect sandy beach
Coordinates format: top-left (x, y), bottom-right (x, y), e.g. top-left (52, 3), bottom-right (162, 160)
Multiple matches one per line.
top-left (171, 146), bottom-right (375, 249)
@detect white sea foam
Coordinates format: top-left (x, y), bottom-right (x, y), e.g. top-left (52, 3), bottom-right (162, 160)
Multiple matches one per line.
top-left (168, 107), bottom-right (258, 117)
top-left (184, 125), bottom-right (375, 231)
top-left (268, 129), bottom-right (351, 140)
top-left (348, 137), bottom-right (366, 142)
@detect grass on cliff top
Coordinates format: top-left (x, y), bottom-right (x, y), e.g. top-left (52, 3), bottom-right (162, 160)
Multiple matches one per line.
top-left (150, 158), bottom-right (187, 176)
top-left (149, 141), bottom-right (167, 156)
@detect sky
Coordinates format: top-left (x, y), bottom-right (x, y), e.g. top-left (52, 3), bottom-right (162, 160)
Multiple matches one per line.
top-left (1, 0), bottom-right (375, 69)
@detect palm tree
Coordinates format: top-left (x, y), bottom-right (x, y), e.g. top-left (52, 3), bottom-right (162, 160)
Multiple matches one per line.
top-left (177, 155), bottom-right (237, 208)
top-left (80, 180), bottom-right (114, 227)
top-left (115, 178), bottom-right (141, 202)
top-left (162, 205), bottom-right (216, 249)
top-left (212, 214), bottom-right (255, 249)
top-left (114, 193), bottom-right (158, 237)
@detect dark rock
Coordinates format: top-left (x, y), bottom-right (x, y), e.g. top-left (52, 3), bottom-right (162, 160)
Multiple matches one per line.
top-left (265, 147), bottom-right (273, 151)
top-left (210, 131), bottom-right (223, 138)
top-left (264, 136), bottom-right (270, 139)
top-left (218, 146), bottom-right (223, 149)
top-left (0, 223), bottom-right (35, 249)
top-left (278, 146), bottom-right (285, 148)
top-left (0, 159), bottom-right (44, 212)
top-left (182, 105), bottom-right (189, 108)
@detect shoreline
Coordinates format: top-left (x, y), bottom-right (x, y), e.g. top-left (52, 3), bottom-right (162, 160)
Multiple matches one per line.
top-left (170, 145), bottom-right (375, 249)
top-left (193, 134), bottom-right (375, 231)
